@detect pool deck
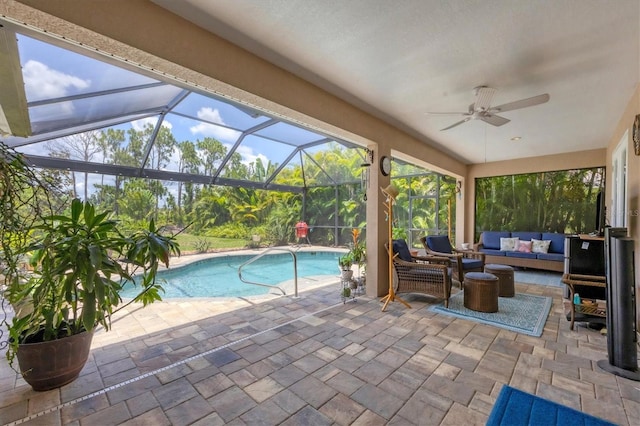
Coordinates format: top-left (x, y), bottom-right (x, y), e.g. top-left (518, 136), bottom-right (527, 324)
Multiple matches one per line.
top-left (1, 252), bottom-right (639, 425)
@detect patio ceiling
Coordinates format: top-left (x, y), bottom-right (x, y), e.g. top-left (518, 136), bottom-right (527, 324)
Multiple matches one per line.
top-left (2, 1), bottom-right (637, 188)
top-left (0, 22), bottom-right (367, 193)
top-left (152, 0), bottom-right (640, 164)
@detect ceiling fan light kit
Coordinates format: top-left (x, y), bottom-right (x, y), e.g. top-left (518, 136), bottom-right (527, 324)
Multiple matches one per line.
top-left (427, 86), bottom-right (550, 131)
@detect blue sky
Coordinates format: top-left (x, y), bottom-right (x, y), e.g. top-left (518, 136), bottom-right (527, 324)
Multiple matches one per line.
top-left (14, 34), bottom-right (356, 197)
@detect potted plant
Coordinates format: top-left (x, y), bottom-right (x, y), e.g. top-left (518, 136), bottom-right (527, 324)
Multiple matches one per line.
top-left (0, 144), bottom-right (180, 391)
top-left (349, 228), bottom-right (366, 289)
top-left (338, 253), bottom-right (353, 281)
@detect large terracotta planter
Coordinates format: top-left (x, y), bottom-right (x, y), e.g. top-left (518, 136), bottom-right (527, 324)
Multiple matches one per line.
top-left (16, 330), bottom-right (94, 391)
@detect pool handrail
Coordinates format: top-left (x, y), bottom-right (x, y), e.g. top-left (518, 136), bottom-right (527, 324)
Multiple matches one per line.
top-left (237, 247), bottom-right (298, 297)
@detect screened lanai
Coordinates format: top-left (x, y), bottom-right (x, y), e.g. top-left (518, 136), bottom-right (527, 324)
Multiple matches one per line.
top-left (0, 21), bottom-right (457, 247)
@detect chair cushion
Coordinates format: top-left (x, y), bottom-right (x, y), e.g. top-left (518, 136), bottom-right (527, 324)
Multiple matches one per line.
top-left (461, 258), bottom-right (484, 270)
top-left (392, 239), bottom-right (413, 262)
top-left (465, 272), bottom-right (497, 281)
top-left (482, 232), bottom-right (511, 250)
top-left (426, 235), bottom-right (453, 254)
top-left (542, 232), bottom-right (566, 254)
top-left (484, 264), bottom-right (514, 272)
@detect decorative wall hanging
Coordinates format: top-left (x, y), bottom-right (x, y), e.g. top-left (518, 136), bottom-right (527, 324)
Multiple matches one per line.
top-left (633, 114), bottom-right (640, 156)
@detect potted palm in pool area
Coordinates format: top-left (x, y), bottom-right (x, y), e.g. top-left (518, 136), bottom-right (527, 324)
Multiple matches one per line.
top-left (349, 228), bottom-right (366, 289)
top-left (338, 253), bottom-right (354, 281)
top-left (0, 143), bottom-right (180, 391)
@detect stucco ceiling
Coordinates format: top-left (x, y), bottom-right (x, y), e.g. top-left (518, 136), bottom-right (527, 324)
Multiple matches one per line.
top-left (152, 0), bottom-right (640, 164)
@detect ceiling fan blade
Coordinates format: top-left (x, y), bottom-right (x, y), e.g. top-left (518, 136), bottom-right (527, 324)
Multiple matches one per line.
top-left (481, 114), bottom-right (510, 127)
top-left (492, 93), bottom-right (550, 113)
top-left (425, 111), bottom-right (468, 116)
top-left (440, 117), bottom-right (471, 131)
top-left (474, 86), bottom-right (497, 111)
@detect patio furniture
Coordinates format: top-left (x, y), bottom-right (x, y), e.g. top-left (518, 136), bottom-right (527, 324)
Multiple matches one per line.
top-left (561, 273), bottom-right (606, 330)
top-left (386, 239), bottom-right (453, 307)
top-left (484, 263), bottom-right (515, 297)
top-left (464, 272), bottom-right (499, 313)
top-left (475, 231), bottom-right (566, 272)
top-left (421, 235), bottom-right (485, 286)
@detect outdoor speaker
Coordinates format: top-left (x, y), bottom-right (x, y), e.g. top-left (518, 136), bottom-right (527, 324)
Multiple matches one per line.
top-left (597, 228), bottom-right (640, 381)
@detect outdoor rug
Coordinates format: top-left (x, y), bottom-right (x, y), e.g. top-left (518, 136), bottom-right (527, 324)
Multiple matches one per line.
top-left (487, 385), bottom-right (615, 425)
top-left (428, 291), bottom-right (552, 337)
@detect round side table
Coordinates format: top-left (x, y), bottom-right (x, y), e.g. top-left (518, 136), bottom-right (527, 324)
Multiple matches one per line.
top-left (484, 264), bottom-right (515, 297)
top-left (463, 272), bottom-right (499, 313)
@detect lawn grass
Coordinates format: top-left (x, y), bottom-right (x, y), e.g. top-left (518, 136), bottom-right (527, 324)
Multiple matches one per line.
top-left (173, 233), bottom-right (247, 253)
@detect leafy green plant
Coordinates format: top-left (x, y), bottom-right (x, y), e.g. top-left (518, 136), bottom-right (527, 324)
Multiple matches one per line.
top-left (338, 253), bottom-right (353, 269)
top-left (349, 228), bottom-right (366, 266)
top-left (4, 199), bottom-right (180, 366)
top-left (193, 237), bottom-right (211, 253)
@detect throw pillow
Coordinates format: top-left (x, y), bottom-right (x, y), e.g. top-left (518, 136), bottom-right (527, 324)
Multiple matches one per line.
top-left (531, 239), bottom-right (551, 254)
top-left (500, 237), bottom-right (519, 251)
top-left (517, 240), bottom-right (533, 253)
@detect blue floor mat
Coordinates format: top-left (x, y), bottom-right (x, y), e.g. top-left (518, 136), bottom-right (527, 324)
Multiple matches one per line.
top-left (487, 385), bottom-right (616, 426)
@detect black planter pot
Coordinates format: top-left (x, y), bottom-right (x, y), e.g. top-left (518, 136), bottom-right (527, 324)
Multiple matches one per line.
top-left (16, 330), bottom-right (94, 391)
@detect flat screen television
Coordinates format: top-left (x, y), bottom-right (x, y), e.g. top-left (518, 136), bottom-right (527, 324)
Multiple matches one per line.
top-left (595, 189), bottom-right (606, 236)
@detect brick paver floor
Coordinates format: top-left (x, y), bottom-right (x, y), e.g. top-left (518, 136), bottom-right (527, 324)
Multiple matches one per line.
top-left (1, 263), bottom-right (639, 425)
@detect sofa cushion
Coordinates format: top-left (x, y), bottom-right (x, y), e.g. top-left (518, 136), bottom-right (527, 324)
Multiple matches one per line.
top-left (537, 252), bottom-right (565, 262)
top-left (511, 232), bottom-right (542, 242)
top-left (500, 237), bottom-right (520, 251)
top-left (517, 240), bottom-right (533, 253)
top-left (532, 239), bottom-right (551, 253)
top-left (461, 258), bottom-right (484, 270)
top-left (480, 248), bottom-right (506, 256)
top-left (482, 231), bottom-right (511, 250)
top-left (542, 233), bottom-right (566, 254)
top-left (506, 251), bottom-right (538, 259)
top-left (392, 239), bottom-right (413, 262)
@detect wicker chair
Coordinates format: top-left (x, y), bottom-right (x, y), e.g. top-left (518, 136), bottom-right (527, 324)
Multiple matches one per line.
top-left (387, 240), bottom-right (453, 307)
top-left (420, 235), bottom-right (485, 286)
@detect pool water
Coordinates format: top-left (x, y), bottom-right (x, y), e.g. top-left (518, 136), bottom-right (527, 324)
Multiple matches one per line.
top-left (120, 251), bottom-right (344, 299)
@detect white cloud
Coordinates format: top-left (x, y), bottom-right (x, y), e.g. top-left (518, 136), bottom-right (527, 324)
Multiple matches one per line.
top-left (233, 144), bottom-right (269, 167)
top-left (23, 60), bottom-right (91, 99)
top-left (131, 117), bottom-right (172, 132)
top-left (190, 107), bottom-right (240, 141)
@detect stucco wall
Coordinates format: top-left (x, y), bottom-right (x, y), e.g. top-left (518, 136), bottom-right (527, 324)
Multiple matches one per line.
top-left (605, 85), bottom-right (640, 328)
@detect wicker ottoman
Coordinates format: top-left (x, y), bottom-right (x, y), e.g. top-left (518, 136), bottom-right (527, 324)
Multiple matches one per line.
top-left (484, 264), bottom-right (515, 297)
top-left (463, 272), bottom-right (499, 313)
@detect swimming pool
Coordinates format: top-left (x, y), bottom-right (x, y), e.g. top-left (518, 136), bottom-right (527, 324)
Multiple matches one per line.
top-left (120, 251), bottom-right (344, 299)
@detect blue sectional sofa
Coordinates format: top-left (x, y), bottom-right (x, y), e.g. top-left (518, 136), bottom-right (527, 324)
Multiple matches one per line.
top-left (474, 231), bottom-right (566, 272)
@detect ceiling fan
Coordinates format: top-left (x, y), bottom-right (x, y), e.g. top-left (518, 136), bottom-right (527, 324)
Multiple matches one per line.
top-left (427, 86), bottom-right (550, 131)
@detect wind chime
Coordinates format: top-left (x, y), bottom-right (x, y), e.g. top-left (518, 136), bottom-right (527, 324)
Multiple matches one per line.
top-left (447, 180), bottom-right (462, 242)
top-left (360, 148), bottom-right (373, 201)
